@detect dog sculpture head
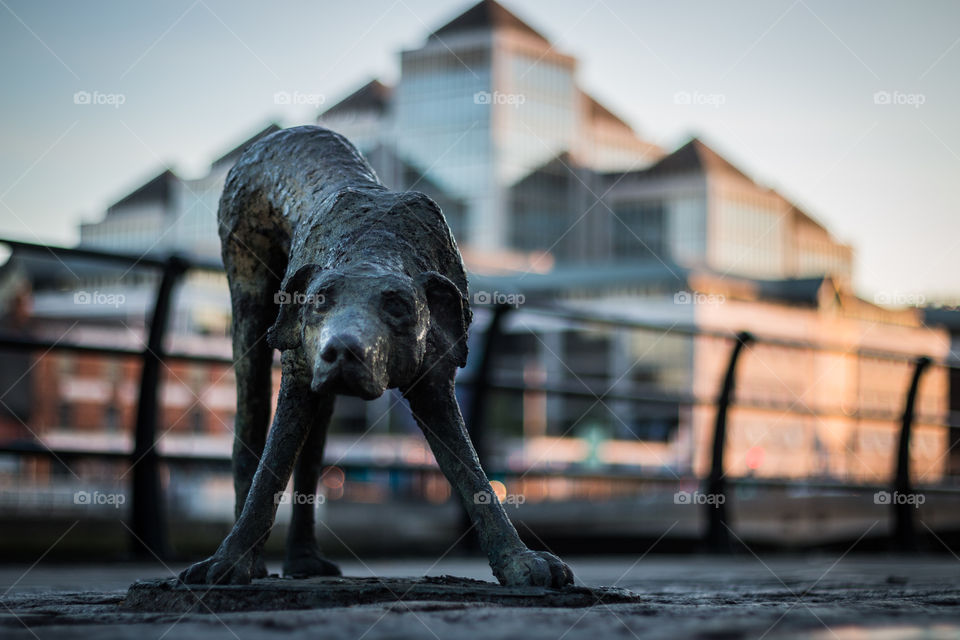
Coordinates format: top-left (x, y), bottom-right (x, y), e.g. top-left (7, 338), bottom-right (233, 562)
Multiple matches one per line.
top-left (267, 264), bottom-right (469, 399)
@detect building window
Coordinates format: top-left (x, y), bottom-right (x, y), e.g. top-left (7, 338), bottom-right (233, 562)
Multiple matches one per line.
top-left (510, 168), bottom-right (571, 253)
top-left (58, 355), bottom-right (74, 376)
top-left (105, 360), bottom-right (121, 383)
top-left (190, 410), bottom-right (205, 435)
top-left (105, 405), bottom-right (119, 432)
top-left (611, 201), bottom-right (666, 260)
top-left (58, 403), bottom-right (72, 429)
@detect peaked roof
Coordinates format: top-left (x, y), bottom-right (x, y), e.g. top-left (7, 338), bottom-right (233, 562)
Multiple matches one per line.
top-left (210, 122), bottom-right (282, 170)
top-left (582, 91), bottom-right (634, 132)
top-left (430, 0), bottom-right (549, 44)
top-left (107, 169), bottom-right (178, 214)
top-left (321, 79), bottom-right (392, 119)
top-left (105, 124), bottom-right (281, 214)
top-left (639, 139), bottom-right (836, 236)
top-left (644, 137), bottom-right (753, 181)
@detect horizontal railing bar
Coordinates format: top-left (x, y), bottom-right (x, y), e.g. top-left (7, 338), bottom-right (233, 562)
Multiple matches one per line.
top-left (466, 379), bottom-right (959, 427)
top-left (730, 476), bottom-right (960, 494)
top-left (3, 444), bottom-right (959, 492)
top-left (0, 444), bottom-right (677, 478)
top-left (0, 335), bottom-right (237, 366)
top-left (3, 331), bottom-right (957, 426)
top-left (496, 305), bottom-right (957, 369)
top-left (477, 379), bottom-right (697, 405)
top-left (0, 237), bottom-right (223, 272)
top-left (4, 237), bottom-right (953, 369)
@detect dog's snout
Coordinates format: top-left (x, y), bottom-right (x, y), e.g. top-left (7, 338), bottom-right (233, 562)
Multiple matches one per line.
top-left (321, 335), bottom-right (365, 364)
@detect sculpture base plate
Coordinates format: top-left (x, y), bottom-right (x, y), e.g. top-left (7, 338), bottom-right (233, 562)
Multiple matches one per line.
top-left (124, 575), bottom-right (642, 613)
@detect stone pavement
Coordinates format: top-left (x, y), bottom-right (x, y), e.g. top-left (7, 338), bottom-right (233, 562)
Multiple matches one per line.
top-left (2, 555), bottom-right (960, 639)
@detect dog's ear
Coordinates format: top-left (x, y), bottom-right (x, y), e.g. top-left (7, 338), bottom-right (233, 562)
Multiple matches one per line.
top-left (416, 271), bottom-right (469, 368)
top-left (267, 264), bottom-right (322, 351)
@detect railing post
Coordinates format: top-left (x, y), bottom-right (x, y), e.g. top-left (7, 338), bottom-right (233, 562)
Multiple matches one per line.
top-left (467, 304), bottom-right (513, 467)
top-left (892, 355), bottom-right (932, 551)
top-left (130, 255), bottom-right (187, 559)
top-left (461, 303), bottom-right (512, 546)
top-left (705, 330), bottom-right (753, 552)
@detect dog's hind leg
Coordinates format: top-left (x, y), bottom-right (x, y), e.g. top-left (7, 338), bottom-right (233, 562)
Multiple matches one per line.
top-left (283, 396), bottom-right (342, 577)
top-left (222, 225), bottom-right (286, 578)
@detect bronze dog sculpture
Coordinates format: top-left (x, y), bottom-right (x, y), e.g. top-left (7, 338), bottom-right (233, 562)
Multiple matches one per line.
top-left (179, 126), bottom-right (573, 588)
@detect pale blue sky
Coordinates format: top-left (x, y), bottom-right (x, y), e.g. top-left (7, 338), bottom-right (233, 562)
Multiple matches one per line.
top-left (1, 0), bottom-right (958, 300)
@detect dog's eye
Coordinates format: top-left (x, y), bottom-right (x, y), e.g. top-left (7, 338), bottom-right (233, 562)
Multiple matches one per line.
top-left (381, 292), bottom-right (412, 319)
top-left (307, 291), bottom-right (332, 314)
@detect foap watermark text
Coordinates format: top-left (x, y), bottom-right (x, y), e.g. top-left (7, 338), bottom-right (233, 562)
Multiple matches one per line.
top-left (274, 90), bottom-right (325, 106)
top-left (74, 90), bottom-right (126, 108)
top-left (74, 290), bottom-right (126, 308)
top-left (274, 491), bottom-right (326, 506)
top-left (473, 290), bottom-right (525, 307)
top-left (873, 90), bottom-right (925, 108)
top-left (674, 490), bottom-right (725, 507)
top-left (874, 291), bottom-right (926, 306)
top-left (674, 291), bottom-right (725, 306)
top-left (74, 490), bottom-right (126, 508)
top-left (474, 490), bottom-right (525, 508)
top-left (474, 91), bottom-right (525, 107)
top-left (275, 291), bottom-right (326, 305)
top-left (674, 90), bottom-right (726, 108)
top-left (874, 491), bottom-right (925, 508)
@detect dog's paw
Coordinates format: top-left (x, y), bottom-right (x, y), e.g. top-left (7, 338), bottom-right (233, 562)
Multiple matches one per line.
top-left (283, 544), bottom-right (341, 578)
top-left (492, 549), bottom-right (574, 588)
top-left (252, 554), bottom-right (269, 579)
top-left (179, 550), bottom-right (255, 585)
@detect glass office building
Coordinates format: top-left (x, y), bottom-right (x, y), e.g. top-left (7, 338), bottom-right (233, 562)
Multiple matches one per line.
top-left (323, 0), bottom-right (665, 261)
top-left (79, 0), bottom-right (852, 282)
top-left (320, 0), bottom-right (851, 280)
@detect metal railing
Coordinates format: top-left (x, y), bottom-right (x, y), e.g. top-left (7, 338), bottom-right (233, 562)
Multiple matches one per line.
top-left (1, 237), bottom-right (958, 557)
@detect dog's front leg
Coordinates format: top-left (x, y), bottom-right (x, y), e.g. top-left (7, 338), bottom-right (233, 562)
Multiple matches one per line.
top-left (405, 375), bottom-right (573, 588)
top-left (180, 373), bottom-right (317, 585)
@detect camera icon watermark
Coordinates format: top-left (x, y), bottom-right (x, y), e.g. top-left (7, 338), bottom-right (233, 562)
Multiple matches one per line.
top-left (473, 290), bottom-right (525, 308)
top-left (873, 90), bottom-right (925, 108)
top-left (73, 90), bottom-right (126, 108)
top-left (74, 490), bottom-right (126, 508)
top-left (874, 491), bottom-right (925, 508)
top-left (74, 290), bottom-right (126, 308)
top-left (473, 490), bottom-right (493, 504)
top-left (673, 490), bottom-right (725, 507)
top-left (473, 91), bottom-right (526, 107)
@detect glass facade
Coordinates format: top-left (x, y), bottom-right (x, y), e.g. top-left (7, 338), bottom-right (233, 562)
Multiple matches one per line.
top-left (173, 174), bottom-right (224, 255)
top-left (394, 44), bottom-right (495, 248)
top-left (611, 200), bottom-right (666, 261)
top-left (509, 161), bottom-right (572, 252)
top-left (668, 194), bottom-right (708, 266)
top-left (715, 194), bottom-right (786, 278)
top-left (392, 38), bottom-right (587, 253)
top-left (498, 52), bottom-right (576, 186)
